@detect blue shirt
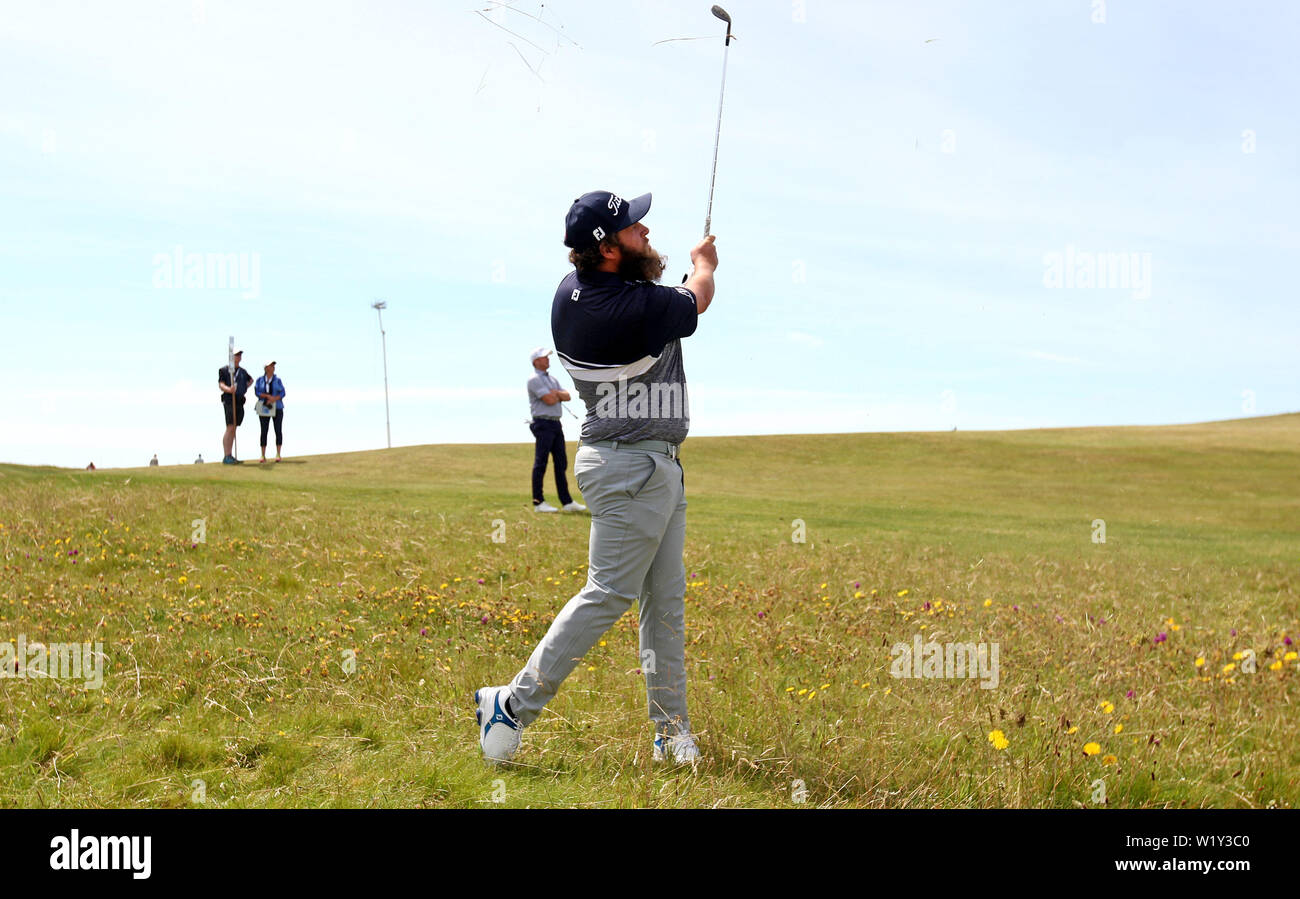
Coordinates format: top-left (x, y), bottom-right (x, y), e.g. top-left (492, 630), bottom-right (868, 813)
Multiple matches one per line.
top-left (255, 374), bottom-right (286, 411)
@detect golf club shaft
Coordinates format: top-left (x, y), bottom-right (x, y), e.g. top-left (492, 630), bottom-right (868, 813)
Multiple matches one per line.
top-left (703, 33), bottom-right (730, 237)
top-left (683, 7), bottom-right (732, 284)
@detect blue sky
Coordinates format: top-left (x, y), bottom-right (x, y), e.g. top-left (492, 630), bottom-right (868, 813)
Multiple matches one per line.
top-left (2, 0), bottom-right (1297, 468)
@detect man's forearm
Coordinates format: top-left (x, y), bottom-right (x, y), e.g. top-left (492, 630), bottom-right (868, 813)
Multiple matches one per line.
top-left (685, 267), bottom-right (716, 314)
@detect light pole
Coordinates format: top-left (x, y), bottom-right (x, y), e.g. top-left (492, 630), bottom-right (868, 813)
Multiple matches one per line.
top-left (371, 300), bottom-right (391, 449)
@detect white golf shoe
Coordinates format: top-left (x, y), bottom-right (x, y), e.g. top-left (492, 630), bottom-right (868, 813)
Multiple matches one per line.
top-left (653, 731), bottom-right (701, 765)
top-left (561, 502), bottom-right (587, 512)
top-left (475, 685), bottom-right (522, 763)
top-left (534, 502), bottom-right (559, 513)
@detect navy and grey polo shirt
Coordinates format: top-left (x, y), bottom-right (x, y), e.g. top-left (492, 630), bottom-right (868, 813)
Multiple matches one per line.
top-left (551, 269), bottom-right (698, 445)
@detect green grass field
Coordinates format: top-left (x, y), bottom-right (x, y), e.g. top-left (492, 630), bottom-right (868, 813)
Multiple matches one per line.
top-left (2, 415), bottom-right (1297, 808)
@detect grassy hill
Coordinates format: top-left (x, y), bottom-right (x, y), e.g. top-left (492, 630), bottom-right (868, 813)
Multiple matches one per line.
top-left (1, 415), bottom-right (1297, 807)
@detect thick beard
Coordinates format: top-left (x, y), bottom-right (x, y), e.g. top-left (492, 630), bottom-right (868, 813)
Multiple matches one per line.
top-left (616, 242), bottom-right (667, 283)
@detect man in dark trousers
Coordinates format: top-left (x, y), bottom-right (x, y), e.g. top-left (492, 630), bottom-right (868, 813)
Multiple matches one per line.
top-left (218, 349), bottom-right (252, 464)
top-left (526, 347), bottom-right (586, 513)
top-left (476, 190), bottom-right (717, 766)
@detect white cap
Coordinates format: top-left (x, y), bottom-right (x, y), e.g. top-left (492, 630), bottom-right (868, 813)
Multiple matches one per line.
top-left (529, 347), bottom-right (552, 361)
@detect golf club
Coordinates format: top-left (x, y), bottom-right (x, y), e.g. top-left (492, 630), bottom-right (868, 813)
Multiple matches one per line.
top-left (682, 5), bottom-right (733, 284)
top-left (703, 5), bottom-right (732, 238)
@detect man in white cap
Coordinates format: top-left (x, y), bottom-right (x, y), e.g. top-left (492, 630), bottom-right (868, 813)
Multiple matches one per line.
top-left (218, 349), bottom-right (252, 464)
top-left (526, 347), bottom-right (586, 513)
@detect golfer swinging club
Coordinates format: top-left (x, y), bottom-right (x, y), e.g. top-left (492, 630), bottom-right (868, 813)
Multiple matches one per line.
top-left (475, 191), bottom-right (718, 764)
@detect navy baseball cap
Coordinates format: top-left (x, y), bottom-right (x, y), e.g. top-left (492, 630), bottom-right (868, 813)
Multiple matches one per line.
top-left (564, 191), bottom-right (652, 249)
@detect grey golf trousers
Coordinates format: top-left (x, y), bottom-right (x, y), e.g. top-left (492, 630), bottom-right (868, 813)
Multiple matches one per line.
top-left (508, 442), bottom-right (690, 735)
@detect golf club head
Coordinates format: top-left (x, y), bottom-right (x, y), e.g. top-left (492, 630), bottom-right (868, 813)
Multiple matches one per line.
top-left (711, 5), bottom-right (731, 25)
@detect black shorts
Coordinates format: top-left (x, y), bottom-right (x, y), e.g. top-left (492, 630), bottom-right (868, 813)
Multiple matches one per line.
top-left (223, 398), bottom-right (246, 426)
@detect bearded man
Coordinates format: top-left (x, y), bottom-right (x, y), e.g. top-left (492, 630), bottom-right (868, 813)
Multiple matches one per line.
top-left (475, 191), bottom-right (718, 765)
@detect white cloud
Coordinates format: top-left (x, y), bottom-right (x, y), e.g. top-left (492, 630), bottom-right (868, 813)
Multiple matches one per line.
top-left (788, 331), bottom-right (825, 349)
top-left (1024, 350), bottom-right (1086, 366)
